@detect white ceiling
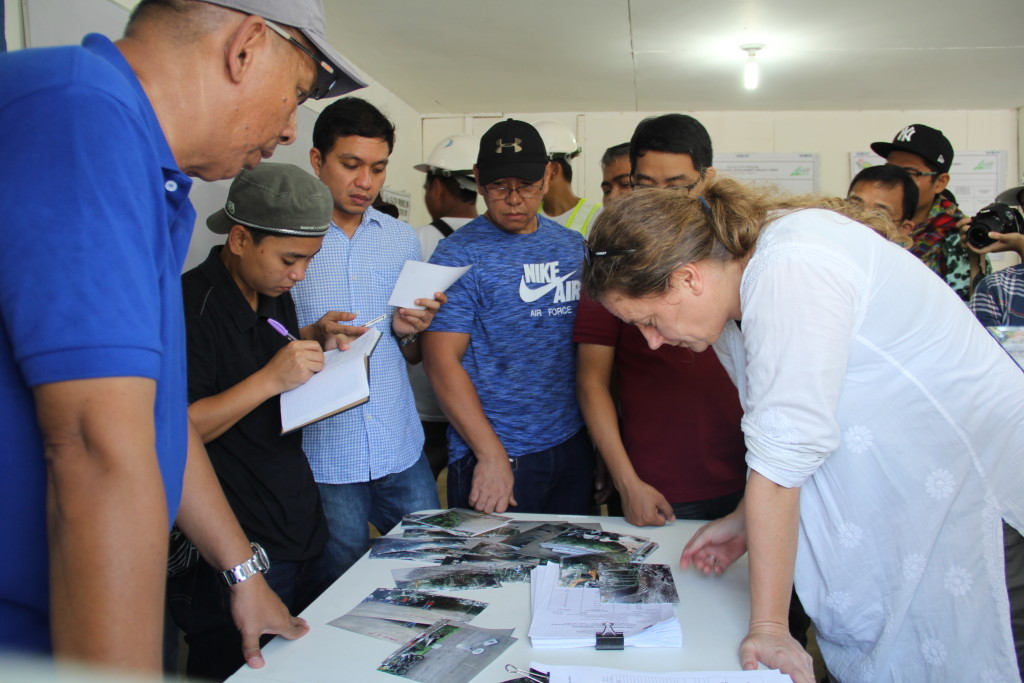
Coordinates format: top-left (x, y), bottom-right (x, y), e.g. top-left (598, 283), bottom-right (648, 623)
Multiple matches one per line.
top-left (323, 0), bottom-right (1024, 114)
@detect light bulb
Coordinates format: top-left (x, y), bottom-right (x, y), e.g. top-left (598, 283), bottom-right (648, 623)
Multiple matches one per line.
top-left (744, 56), bottom-right (759, 90)
top-left (740, 44), bottom-right (764, 91)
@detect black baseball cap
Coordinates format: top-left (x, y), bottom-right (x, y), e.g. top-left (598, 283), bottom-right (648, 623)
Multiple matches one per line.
top-left (207, 163), bottom-right (333, 236)
top-left (476, 119), bottom-right (548, 186)
top-left (870, 124), bottom-right (954, 174)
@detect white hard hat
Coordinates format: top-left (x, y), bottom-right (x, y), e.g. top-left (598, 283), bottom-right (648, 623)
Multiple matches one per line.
top-left (532, 120), bottom-right (581, 160)
top-left (414, 135), bottom-right (478, 192)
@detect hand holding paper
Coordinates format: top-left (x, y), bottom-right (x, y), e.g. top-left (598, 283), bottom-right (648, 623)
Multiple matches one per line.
top-left (391, 290), bottom-right (447, 339)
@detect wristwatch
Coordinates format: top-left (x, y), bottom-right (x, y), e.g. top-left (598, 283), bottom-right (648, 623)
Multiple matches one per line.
top-left (397, 332), bottom-right (419, 348)
top-left (220, 542), bottom-right (270, 586)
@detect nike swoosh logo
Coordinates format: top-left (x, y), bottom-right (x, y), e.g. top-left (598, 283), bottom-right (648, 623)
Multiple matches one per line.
top-left (519, 270), bottom-right (577, 303)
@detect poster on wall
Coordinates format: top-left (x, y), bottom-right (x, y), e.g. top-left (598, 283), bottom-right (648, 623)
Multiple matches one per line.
top-left (850, 150), bottom-right (1008, 216)
top-left (380, 188), bottom-right (412, 223)
top-left (714, 153), bottom-right (820, 195)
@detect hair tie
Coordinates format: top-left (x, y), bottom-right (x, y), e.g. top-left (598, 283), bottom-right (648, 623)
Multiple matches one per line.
top-left (698, 196), bottom-right (711, 214)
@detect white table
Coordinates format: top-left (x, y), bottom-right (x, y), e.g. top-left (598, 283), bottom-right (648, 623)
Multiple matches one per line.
top-left (228, 512), bottom-right (751, 682)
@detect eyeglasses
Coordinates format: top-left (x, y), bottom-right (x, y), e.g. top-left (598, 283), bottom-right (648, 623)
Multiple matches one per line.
top-left (631, 170), bottom-right (705, 194)
top-left (583, 244), bottom-right (635, 266)
top-left (896, 167), bottom-right (940, 179)
top-left (482, 181), bottom-right (544, 200)
top-left (263, 19), bottom-right (337, 102)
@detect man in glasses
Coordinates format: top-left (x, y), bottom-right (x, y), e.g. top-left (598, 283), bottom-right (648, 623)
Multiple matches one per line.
top-left (870, 124), bottom-right (983, 300)
top-left (846, 164), bottom-right (920, 235)
top-left (0, 0), bottom-right (363, 673)
top-left (423, 119), bottom-right (592, 516)
top-left (630, 113), bottom-right (717, 196)
top-left (575, 113), bottom-right (747, 530)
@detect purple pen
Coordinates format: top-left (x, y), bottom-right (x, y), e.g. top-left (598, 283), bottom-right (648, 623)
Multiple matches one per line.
top-left (266, 317), bottom-right (298, 342)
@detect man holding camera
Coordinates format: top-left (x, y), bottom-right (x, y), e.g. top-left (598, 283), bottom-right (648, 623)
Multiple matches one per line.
top-left (871, 124), bottom-right (984, 300)
top-left (969, 183), bottom-right (1024, 327)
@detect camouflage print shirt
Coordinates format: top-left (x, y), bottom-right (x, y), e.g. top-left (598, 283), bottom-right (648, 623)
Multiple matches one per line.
top-left (909, 195), bottom-right (972, 301)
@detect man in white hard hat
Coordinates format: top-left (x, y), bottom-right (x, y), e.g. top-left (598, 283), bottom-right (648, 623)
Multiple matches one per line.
top-left (411, 135), bottom-right (480, 478)
top-left (534, 120), bottom-right (602, 236)
top-left (0, 0), bottom-right (364, 672)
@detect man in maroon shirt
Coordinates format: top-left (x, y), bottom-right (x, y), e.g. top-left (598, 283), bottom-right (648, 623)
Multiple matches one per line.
top-left (575, 114), bottom-right (747, 527)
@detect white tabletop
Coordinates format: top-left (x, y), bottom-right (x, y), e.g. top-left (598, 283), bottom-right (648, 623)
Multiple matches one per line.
top-left (227, 512), bottom-right (751, 682)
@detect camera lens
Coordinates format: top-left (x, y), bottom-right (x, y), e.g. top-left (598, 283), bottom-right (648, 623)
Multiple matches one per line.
top-left (967, 203), bottom-right (1024, 250)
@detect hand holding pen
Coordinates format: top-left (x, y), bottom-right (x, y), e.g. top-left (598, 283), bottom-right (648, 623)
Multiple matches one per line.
top-left (264, 318), bottom-right (326, 392)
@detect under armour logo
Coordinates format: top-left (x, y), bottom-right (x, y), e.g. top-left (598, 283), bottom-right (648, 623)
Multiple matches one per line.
top-left (496, 138), bottom-right (522, 154)
top-left (895, 125), bottom-right (915, 143)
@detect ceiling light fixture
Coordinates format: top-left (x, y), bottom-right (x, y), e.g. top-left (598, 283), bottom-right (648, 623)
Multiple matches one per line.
top-left (741, 44), bottom-right (764, 90)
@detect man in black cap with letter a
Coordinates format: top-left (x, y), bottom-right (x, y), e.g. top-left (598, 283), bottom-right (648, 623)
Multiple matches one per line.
top-left (422, 120), bottom-right (591, 517)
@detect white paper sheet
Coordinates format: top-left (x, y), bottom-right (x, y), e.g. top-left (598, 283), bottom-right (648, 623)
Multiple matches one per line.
top-left (388, 260), bottom-right (471, 309)
top-left (533, 662), bottom-right (793, 682)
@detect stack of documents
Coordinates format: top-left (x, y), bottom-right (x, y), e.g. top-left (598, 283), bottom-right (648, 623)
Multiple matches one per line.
top-left (528, 563), bottom-right (681, 649)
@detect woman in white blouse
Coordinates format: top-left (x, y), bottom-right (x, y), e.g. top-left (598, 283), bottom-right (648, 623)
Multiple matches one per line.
top-left (583, 180), bottom-right (1024, 683)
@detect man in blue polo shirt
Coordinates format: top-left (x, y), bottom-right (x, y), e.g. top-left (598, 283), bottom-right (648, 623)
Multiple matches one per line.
top-left (0, 0), bottom-right (363, 673)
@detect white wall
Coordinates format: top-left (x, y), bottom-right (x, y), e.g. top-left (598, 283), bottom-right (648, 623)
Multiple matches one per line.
top-left (4, 0), bottom-right (24, 51)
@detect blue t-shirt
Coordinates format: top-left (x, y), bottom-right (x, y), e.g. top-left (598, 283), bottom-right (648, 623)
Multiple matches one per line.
top-left (0, 35), bottom-right (193, 653)
top-left (428, 215), bottom-right (584, 461)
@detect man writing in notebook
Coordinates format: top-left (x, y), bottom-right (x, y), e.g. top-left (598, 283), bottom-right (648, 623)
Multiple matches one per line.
top-left (172, 163), bottom-right (363, 680)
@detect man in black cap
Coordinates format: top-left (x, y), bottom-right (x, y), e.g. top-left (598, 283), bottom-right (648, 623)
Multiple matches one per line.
top-left (871, 124), bottom-right (980, 299)
top-left (0, 0), bottom-right (363, 672)
top-left (171, 162), bottom-right (357, 680)
top-left (422, 119), bottom-right (592, 516)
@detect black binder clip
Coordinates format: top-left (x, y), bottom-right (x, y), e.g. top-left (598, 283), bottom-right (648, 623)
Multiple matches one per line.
top-left (595, 622), bottom-right (624, 650)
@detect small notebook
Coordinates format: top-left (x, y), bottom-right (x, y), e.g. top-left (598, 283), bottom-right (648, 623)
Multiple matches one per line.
top-left (279, 327), bottom-right (382, 433)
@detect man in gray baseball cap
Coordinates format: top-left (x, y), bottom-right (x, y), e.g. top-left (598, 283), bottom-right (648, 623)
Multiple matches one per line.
top-left (202, 0), bottom-right (365, 99)
top-left (172, 163), bottom-right (358, 679)
top-left (0, 0), bottom-right (363, 674)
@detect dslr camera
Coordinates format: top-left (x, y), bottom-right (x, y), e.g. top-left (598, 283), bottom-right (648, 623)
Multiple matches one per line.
top-left (966, 202), bottom-right (1024, 249)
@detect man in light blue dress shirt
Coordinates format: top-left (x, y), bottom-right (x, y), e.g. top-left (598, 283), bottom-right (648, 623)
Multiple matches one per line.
top-left (292, 97), bottom-right (444, 580)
